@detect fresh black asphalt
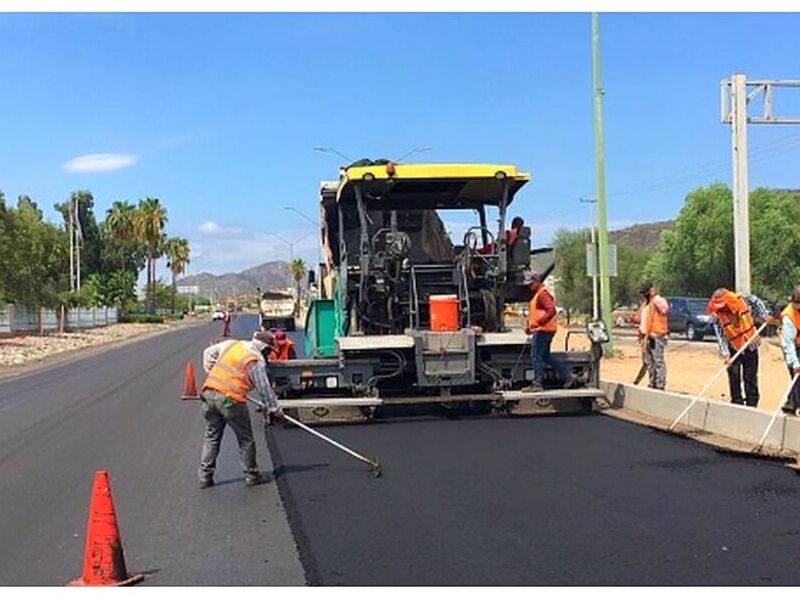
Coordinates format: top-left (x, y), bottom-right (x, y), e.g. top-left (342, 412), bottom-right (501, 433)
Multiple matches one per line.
top-left (0, 315), bottom-right (303, 585)
top-left (3, 312), bottom-right (800, 585)
top-left (268, 413), bottom-right (800, 585)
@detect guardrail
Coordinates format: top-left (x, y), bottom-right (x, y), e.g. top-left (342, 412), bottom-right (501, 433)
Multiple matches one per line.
top-left (0, 304), bottom-right (118, 335)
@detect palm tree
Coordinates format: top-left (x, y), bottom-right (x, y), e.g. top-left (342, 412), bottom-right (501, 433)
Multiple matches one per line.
top-left (290, 258), bottom-right (306, 318)
top-left (106, 201), bottom-right (136, 241)
top-left (135, 197), bottom-right (168, 313)
top-left (165, 237), bottom-right (191, 314)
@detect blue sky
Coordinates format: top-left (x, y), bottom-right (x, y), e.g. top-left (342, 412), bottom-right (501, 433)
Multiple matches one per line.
top-left (1, 12), bottom-right (800, 278)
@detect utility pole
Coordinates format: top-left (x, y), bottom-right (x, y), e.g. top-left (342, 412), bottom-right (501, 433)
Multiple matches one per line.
top-left (580, 197), bottom-right (599, 320)
top-left (69, 196), bottom-right (74, 292)
top-left (721, 74), bottom-right (800, 294)
top-left (591, 13), bottom-right (613, 350)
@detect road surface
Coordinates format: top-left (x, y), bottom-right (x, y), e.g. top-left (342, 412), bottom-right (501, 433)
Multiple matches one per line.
top-left (2, 313), bottom-right (799, 585)
top-left (0, 315), bottom-right (303, 585)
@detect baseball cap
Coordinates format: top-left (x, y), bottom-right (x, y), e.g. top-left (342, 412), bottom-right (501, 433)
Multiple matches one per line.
top-left (252, 330), bottom-right (275, 349)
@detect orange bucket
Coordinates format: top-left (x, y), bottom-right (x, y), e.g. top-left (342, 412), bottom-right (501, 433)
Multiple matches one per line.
top-left (429, 294), bottom-right (459, 332)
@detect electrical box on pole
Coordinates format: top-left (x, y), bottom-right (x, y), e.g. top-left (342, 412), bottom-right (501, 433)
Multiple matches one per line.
top-left (720, 74), bottom-right (800, 294)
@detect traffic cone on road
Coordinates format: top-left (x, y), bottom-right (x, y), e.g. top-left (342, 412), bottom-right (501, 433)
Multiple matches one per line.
top-left (181, 361), bottom-right (200, 401)
top-left (69, 471), bottom-right (144, 586)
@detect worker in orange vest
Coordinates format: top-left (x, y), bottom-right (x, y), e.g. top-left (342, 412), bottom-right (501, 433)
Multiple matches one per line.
top-left (268, 329), bottom-right (297, 361)
top-left (707, 287), bottom-right (770, 408)
top-left (632, 281), bottom-right (669, 390)
top-left (198, 330), bottom-right (285, 489)
top-left (780, 286), bottom-right (800, 416)
top-left (522, 271), bottom-right (578, 392)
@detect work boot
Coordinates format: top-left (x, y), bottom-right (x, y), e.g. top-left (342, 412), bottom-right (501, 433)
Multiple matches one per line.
top-left (244, 472), bottom-right (264, 487)
top-left (199, 476), bottom-right (214, 489)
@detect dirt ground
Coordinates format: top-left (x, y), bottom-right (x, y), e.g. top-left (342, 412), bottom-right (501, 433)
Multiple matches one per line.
top-left (555, 327), bottom-right (792, 413)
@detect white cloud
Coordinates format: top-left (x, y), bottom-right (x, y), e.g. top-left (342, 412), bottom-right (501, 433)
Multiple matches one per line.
top-left (63, 153), bottom-right (139, 174)
top-left (198, 221), bottom-right (243, 236)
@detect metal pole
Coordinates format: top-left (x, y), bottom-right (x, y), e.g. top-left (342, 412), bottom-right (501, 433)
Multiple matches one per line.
top-left (591, 209), bottom-right (599, 320)
top-left (580, 197), bottom-right (599, 320)
top-left (69, 197), bottom-right (74, 292)
top-left (731, 73), bottom-right (751, 294)
top-left (591, 13), bottom-right (613, 350)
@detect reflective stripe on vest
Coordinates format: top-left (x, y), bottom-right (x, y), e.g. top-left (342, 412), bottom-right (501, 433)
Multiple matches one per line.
top-left (712, 293), bottom-right (756, 351)
top-left (782, 304), bottom-right (800, 347)
top-left (528, 288), bottom-right (557, 333)
top-left (202, 341), bottom-right (260, 403)
top-left (269, 339), bottom-right (294, 361)
top-left (645, 296), bottom-right (668, 336)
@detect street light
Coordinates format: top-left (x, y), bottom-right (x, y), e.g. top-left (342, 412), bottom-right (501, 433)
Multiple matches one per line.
top-left (312, 146), bottom-right (354, 163)
top-left (395, 146), bottom-right (433, 162)
top-left (283, 206), bottom-right (317, 227)
top-left (266, 231), bottom-right (316, 286)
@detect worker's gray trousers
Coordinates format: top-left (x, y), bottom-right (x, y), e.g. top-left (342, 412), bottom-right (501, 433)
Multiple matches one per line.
top-left (644, 335), bottom-right (667, 390)
top-left (198, 390), bottom-right (258, 480)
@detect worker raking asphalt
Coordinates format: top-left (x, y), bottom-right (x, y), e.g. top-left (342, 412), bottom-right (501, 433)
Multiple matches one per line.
top-left (266, 414), bottom-right (800, 585)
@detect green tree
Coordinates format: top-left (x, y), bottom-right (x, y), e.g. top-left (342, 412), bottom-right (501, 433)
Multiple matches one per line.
top-left (643, 183), bottom-right (734, 296)
top-left (553, 228), bottom-right (593, 317)
top-left (750, 187), bottom-right (800, 303)
top-left (5, 196), bottom-right (69, 306)
top-left (614, 243), bottom-right (650, 307)
top-left (135, 197), bottom-right (168, 313)
top-left (165, 237), bottom-right (191, 313)
top-left (290, 258), bottom-right (306, 317)
top-left (55, 191), bottom-right (103, 280)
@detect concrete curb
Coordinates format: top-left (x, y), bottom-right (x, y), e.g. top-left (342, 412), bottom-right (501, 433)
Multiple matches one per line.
top-left (600, 380), bottom-right (800, 455)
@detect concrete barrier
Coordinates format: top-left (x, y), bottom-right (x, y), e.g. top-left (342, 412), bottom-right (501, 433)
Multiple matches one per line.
top-left (600, 380), bottom-right (800, 455)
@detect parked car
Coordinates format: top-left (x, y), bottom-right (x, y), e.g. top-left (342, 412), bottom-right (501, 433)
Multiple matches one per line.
top-left (667, 297), bottom-right (714, 341)
top-left (211, 310), bottom-right (226, 321)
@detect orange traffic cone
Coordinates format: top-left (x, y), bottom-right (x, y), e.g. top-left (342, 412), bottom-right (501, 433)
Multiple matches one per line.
top-left (69, 471), bottom-right (144, 586)
top-left (181, 361), bottom-right (200, 401)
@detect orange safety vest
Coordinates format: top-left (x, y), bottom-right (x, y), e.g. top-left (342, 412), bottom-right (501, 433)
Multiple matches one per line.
top-left (639, 295), bottom-right (668, 337)
top-left (708, 291), bottom-right (756, 351)
top-left (268, 339), bottom-right (295, 361)
top-left (782, 304), bottom-right (800, 347)
top-left (202, 341), bottom-right (260, 403)
top-left (528, 287), bottom-right (557, 333)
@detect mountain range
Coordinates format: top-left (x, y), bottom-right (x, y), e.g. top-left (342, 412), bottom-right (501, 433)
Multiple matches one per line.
top-left (177, 261), bottom-right (291, 299)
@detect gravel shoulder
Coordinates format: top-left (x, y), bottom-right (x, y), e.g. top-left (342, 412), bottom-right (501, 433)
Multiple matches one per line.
top-left (0, 319), bottom-right (207, 381)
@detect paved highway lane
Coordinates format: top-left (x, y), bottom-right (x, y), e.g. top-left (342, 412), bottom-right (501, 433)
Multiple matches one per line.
top-left (0, 314), bottom-right (304, 585)
top-left (268, 414), bottom-right (800, 585)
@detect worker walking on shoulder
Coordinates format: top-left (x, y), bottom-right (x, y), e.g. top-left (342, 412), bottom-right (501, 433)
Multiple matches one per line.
top-left (632, 281), bottom-right (669, 390)
top-left (780, 286), bottom-right (800, 416)
top-left (707, 287), bottom-right (770, 408)
top-left (268, 329), bottom-right (297, 361)
top-left (523, 271), bottom-right (578, 392)
top-left (198, 330), bottom-right (285, 488)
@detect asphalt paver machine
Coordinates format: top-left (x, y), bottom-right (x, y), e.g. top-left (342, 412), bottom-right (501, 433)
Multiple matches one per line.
top-left (268, 162), bottom-right (607, 423)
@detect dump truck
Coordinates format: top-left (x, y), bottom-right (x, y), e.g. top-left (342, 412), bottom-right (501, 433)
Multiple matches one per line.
top-left (268, 161), bottom-right (608, 423)
top-left (259, 290), bottom-right (296, 331)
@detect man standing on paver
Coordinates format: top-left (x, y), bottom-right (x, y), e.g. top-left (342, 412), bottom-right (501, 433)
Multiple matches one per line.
top-left (707, 287), bottom-right (770, 408)
top-left (632, 281), bottom-right (669, 390)
top-left (198, 330), bottom-right (285, 488)
top-left (523, 271), bottom-right (578, 392)
top-left (780, 286), bottom-right (800, 416)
